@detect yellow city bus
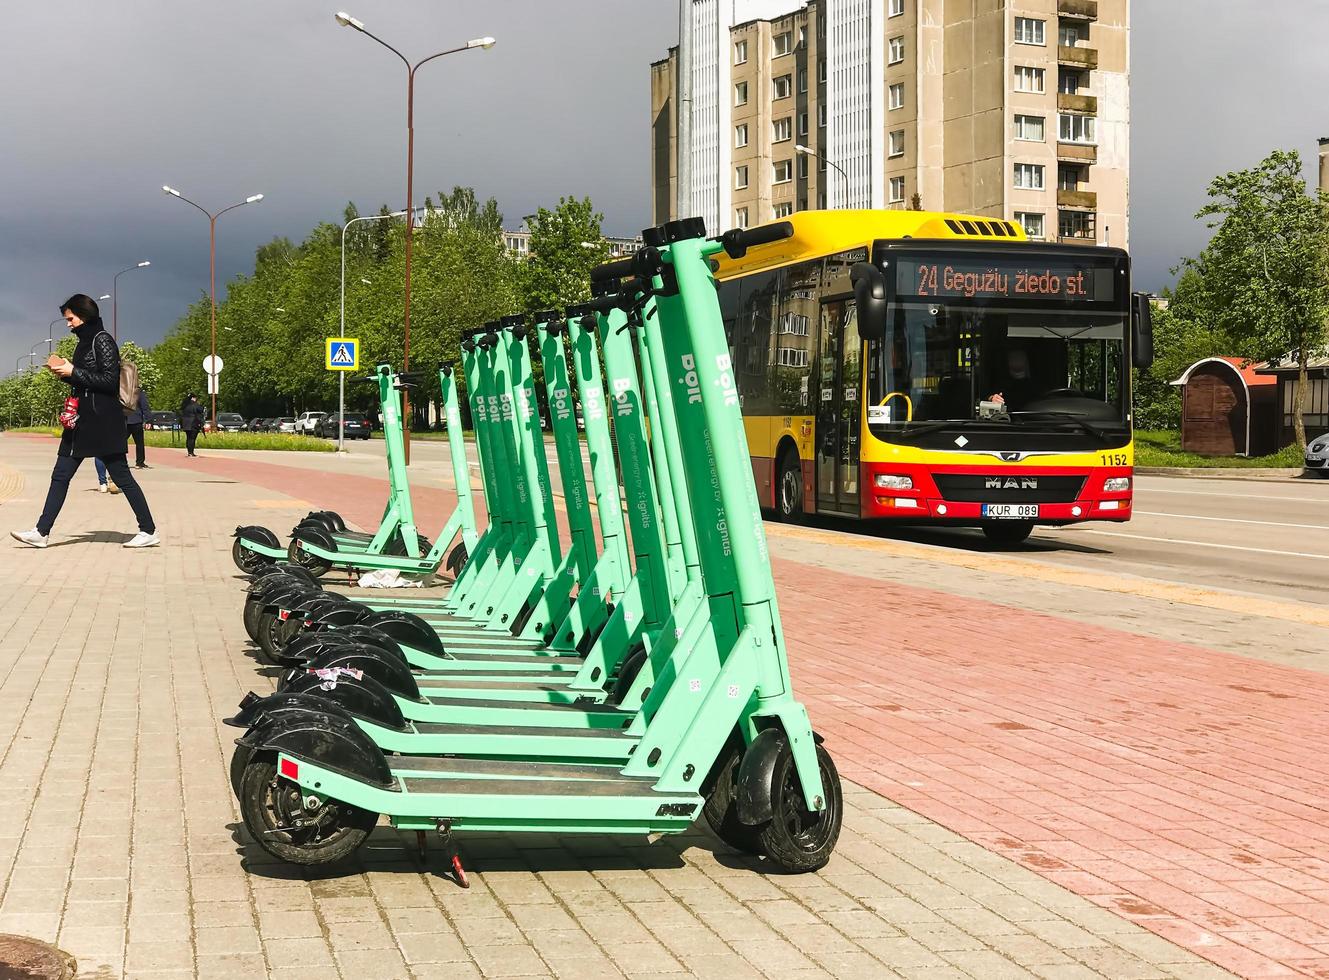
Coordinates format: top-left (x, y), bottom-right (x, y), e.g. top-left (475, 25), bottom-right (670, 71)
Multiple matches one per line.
top-left (712, 210), bottom-right (1153, 544)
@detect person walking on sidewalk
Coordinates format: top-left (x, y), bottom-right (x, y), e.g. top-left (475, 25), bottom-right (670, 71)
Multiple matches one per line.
top-left (180, 393), bottom-right (205, 457)
top-left (10, 294), bottom-right (158, 549)
top-left (127, 384), bottom-right (150, 467)
top-left (93, 457), bottom-right (121, 494)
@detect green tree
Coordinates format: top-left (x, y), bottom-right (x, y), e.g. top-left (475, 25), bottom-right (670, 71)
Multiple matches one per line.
top-left (1131, 268), bottom-right (1231, 430)
top-left (1188, 149), bottom-right (1329, 447)
top-left (522, 197), bottom-right (610, 313)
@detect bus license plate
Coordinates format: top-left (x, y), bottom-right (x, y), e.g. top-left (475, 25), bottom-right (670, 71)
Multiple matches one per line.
top-left (982, 504), bottom-right (1038, 519)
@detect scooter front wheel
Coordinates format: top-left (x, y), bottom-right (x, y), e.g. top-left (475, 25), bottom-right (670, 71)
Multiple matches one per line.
top-left (239, 753), bottom-right (378, 866)
top-left (701, 737), bottom-right (764, 855)
top-left (757, 742), bottom-right (842, 874)
top-left (445, 542), bottom-right (468, 578)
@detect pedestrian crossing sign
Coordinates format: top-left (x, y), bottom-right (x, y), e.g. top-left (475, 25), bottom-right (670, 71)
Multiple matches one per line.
top-left (325, 337), bottom-right (359, 371)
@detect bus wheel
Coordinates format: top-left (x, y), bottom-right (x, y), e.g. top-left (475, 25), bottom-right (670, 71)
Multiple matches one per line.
top-left (774, 451), bottom-right (803, 523)
top-left (982, 521), bottom-right (1034, 547)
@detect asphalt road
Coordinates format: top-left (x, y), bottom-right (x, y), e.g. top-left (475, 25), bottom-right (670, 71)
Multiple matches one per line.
top-left (307, 436), bottom-right (1329, 605)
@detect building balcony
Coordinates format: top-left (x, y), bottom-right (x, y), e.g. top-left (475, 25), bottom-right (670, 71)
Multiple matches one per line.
top-left (1058, 0), bottom-right (1098, 20)
top-left (1057, 92), bottom-right (1098, 114)
top-left (1057, 142), bottom-right (1098, 164)
top-left (1058, 46), bottom-right (1098, 70)
top-left (1058, 189), bottom-right (1098, 209)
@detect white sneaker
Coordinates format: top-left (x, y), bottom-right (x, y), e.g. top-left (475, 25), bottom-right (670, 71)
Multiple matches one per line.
top-left (123, 532), bottom-right (160, 549)
top-left (98, 484), bottom-right (109, 493)
top-left (11, 528), bottom-right (49, 548)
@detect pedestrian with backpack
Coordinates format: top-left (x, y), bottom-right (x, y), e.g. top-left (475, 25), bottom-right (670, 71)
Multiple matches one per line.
top-left (125, 380), bottom-right (150, 468)
top-left (10, 294), bottom-right (157, 549)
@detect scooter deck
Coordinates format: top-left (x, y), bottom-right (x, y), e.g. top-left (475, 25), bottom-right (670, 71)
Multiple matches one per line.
top-left (361, 717), bottom-right (637, 760)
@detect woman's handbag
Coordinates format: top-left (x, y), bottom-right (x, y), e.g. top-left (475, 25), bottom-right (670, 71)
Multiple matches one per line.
top-left (58, 395), bottom-right (80, 430)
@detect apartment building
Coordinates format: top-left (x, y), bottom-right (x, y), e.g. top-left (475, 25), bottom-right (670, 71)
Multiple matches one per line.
top-left (500, 230), bottom-right (644, 260)
top-left (651, 0), bottom-right (1128, 247)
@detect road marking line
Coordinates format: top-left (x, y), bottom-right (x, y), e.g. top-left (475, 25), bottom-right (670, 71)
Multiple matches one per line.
top-left (1132, 511), bottom-right (1329, 532)
top-left (766, 523), bottom-right (1329, 629)
top-left (1067, 527), bottom-right (1329, 561)
top-left (1138, 487), bottom-right (1329, 504)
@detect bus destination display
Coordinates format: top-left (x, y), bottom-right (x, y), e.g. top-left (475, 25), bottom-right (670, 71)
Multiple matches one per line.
top-left (895, 256), bottom-right (1116, 303)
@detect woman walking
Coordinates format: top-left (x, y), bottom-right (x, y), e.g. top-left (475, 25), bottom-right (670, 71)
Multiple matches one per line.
top-left (10, 295), bottom-right (158, 549)
top-left (180, 393), bottom-right (206, 457)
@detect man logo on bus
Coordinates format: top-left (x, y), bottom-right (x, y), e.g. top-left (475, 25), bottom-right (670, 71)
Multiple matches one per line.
top-left (986, 477), bottom-right (1039, 489)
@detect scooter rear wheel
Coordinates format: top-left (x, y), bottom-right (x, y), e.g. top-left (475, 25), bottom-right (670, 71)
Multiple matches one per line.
top-left (239, 753), bottom-right (378, 866)
top-left (288, 538), bottom-right (333, 578)
top-left (756, 742), bottom-right (842, 873)
top-left (232, 537), bottom-right (274, 574)
top-left (446, 542), bottom-right (468, 578)
top-left (243, 596), bottom-right (265, 642)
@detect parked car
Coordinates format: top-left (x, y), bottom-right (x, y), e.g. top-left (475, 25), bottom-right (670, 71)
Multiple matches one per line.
top-left (275, 417), bottom-right (297, 434)
top-left (1306, 436), bottom-right (1329, 476)
top-left (215, 412), bottom-right (246, 432)
top-left (245, 417), bottom-right (264, 432)
top-left (295, 411), bottom-right (327, 434)
top-left (146, 411), bottom-right (179, 431)
top-left (316, 411), bottom-right (370, 440)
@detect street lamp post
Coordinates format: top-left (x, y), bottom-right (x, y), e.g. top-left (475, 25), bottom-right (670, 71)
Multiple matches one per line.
top-left (161, 186), bottom-right (263, 428)
top-left (340, 208), bottom-right (417, 453)
top-left (334, 10), bottom-right (494, 462)
top-left (46, 317), bottom-right (64, 355)
top-left (795, 144), bottom-right (849, 208)
top-left (112, 261), bottom-right (151, 342)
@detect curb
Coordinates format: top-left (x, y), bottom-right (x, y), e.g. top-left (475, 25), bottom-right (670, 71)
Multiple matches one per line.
top-left (1136, 465), bottom-right (1316, 483)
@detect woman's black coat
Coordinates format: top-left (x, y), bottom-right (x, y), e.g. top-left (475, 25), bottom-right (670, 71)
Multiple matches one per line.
top-left (60, 322), bottom-right (127, 459)
top-left (180, 401), bottom-right (206, 433)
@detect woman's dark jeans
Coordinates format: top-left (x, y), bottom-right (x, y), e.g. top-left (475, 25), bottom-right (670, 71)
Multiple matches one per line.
top-left (186, 429), bottom-right (199, 454)
top-left (37, 454), bottom-right (155, 536)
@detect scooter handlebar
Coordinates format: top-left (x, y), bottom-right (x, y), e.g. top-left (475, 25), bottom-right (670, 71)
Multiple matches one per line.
top-left (718, 220), bottom-right (794, 259)
top-left (590, 256), bottom-right (636, 284)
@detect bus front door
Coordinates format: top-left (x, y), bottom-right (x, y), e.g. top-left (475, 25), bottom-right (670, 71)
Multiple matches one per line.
top-left (815, 299), bottom-right (862, 516)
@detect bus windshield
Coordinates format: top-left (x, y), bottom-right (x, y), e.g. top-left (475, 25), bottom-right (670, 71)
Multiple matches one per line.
top-left (877, 302), bottom-right (1127, 427)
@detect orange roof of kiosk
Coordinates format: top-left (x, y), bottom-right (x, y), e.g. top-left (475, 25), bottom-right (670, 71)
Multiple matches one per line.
top-left (712, 209), bottom-right (1029, 280)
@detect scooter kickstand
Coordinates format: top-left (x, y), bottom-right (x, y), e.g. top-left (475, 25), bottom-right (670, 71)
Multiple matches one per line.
top-left (415, 830), bottom-right (427, 863)
top-left (436, 819), bottom-right (469, 889)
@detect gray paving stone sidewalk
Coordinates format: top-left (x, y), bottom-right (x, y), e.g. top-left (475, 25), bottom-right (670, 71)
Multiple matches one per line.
top-left (0, 436), bottom-right (1232, 979)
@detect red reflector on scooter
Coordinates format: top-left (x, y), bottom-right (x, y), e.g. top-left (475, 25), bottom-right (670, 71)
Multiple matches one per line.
top-left (280, 758), bottom-right (299, 780)
top-left (278, 609), bottom-right (290, 621)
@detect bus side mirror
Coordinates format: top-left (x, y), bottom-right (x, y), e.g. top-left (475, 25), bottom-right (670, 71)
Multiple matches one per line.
top-left (1131, 292), bottom-right (1154, 370)
top-left (852, 263), bottom-right (887, 341)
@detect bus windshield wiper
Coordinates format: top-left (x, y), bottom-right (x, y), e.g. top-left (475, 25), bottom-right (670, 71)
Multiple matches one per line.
top-left (891, 419), bottom-right (990, 440)
top-left (1010, 411), bottom-right (1110, 442)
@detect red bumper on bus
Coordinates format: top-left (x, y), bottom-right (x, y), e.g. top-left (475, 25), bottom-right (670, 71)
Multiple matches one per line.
top-left (860, 462), bottom-right (1133, 524)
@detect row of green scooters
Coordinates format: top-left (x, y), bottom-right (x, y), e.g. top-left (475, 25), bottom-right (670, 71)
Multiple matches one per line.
top-left (226, 218), bottom-right (844, 879)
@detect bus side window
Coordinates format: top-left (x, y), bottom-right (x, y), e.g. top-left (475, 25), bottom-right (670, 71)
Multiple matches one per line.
top-left (772, 259), bottom-right (820, 414)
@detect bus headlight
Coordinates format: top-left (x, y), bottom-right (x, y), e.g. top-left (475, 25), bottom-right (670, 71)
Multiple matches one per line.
top-left (874, 474), bottom-right (914, 490)
top-left (1103, 476), bottom-right (1131, 493)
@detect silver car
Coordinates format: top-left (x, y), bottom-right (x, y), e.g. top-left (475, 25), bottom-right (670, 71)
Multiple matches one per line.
top-left (1306, 437), bottom-right (1329, 476)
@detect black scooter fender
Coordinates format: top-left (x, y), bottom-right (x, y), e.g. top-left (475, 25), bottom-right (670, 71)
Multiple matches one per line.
top-left (238, 704), bottom-right (396, 791)
top-left (234, 525), bottom-right (280, 549)
top-left (225, 689), bottom-right (351, 730)
top-left (281, 646), bottom-right (422, 701)
top-left (360, 610), bottom-right (449, 659)
top-left (291, 524), bottom-right (338, 554)
top-left (306, 603), bottom-right (373, 630)
top-left (735, 728), bottom-right (826, 826)
top-left (281, 670), bottom-right (409, 731)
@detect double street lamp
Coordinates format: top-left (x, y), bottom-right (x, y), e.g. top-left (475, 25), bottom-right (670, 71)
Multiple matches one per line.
top-left (161, 185), bottom-right (263, 427)
top-left (334, 10), bottom-right (494, 462)
top-left (112, 261), bottom-right (151, 342)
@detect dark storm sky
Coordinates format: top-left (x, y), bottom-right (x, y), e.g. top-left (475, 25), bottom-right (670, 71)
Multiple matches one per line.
top-left (1, 1), bottom-right (1325, 372)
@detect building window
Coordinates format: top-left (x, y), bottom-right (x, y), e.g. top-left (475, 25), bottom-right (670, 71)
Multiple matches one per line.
top-left (735, 81), bottom-right (748, 106)
top-left (1059, 164), bottom-right (1085, 190)
top-left (889, 0), bottom-right (905, 15)
top-left (773, 117), bottom-right (792, 143)
top-left (1015, 17), bottom-right (1045, 45)
top-left (888, 130), bottom-right (905, 157)
top-left (774, 202), bottom-right (794, 219)
top-left (1013, 163), bottom-right (1045, 190)
top-left (1059, 113), bottom-right (1096, 143)
top-left (773, 160), bottom-right (792, 184)
top-left (1015, 211), bottom-right (1045, 239)
top-left (888, 36), bottom-right (905, 64)
top-left (781, 312), bottom-right (810, 336)
top-left (798, 68), bottom-right (808, 93)
top-left (1014, 66), bottom-right (1045, 93)
top-left (818, 103), bottom-right (826, 128)
top-left (777, 347), bottom-right (809, 368)
top-left (773, 31), bottom-right (792, 57)
top-left (1060, 70), bottom-right (1085, 95)
top-left (889, 176), bottom-right (906, 203)
top-left (1014, 114), bottom-right (1045, 141)
top-left (798, 25), bottom-right (806, 47)
top-left (1059, 209), bottom-right (1096, 240)
top-left (798, 111), bottom-right (808, 136)
top-left (735, 207), bottom-right (749, 229)
top-left (735, 165), bottom-right (749, 190)
top-left (818, 59), bottom-right (826, 83)
top-left (889, 83), bottom-right (904, 110)
top-left (773, 74), bottom-right (792, 99)
top-left (797, 154), bottom-right (809, 178)
top-left (735, 123), bottom-right (749, 148)
top-left (1059, 21), bottom-right (1086, 47)
top-left (734, 39), bottom-right (748, 65)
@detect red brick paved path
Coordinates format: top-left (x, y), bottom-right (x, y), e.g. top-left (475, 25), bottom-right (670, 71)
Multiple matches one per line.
top-left (166, 448), bottom-right (1329, 978)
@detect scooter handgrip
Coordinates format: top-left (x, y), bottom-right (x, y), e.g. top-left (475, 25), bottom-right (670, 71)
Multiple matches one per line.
top-left (590, 256), bottom-right (636, 284)
top-left (720, 220), bottom-right (794, 259)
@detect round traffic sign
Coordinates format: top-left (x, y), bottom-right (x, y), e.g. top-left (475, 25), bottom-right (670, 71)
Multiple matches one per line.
top-left (203, 354), bottom-right (224, 375)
